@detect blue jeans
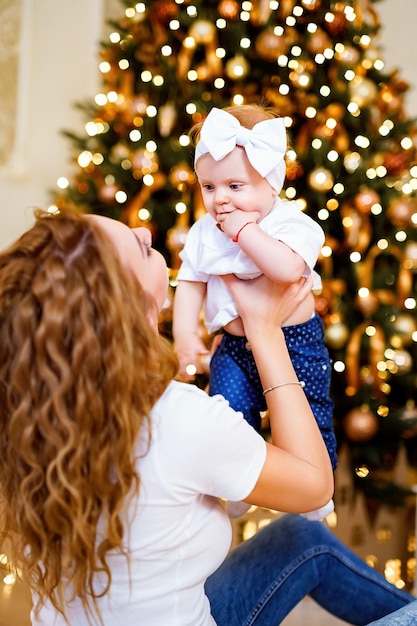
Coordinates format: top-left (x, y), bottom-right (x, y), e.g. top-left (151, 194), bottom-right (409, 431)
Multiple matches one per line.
top-left (209, 315), bottom-right (338, 470)
top-left (205, 514), bottom-right (413, 626)
top-left (366, 600), bottom-right (417, 625)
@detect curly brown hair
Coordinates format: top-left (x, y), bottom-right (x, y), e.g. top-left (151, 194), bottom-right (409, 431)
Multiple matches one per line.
top-left (0, 208), bottom-right (177, 623)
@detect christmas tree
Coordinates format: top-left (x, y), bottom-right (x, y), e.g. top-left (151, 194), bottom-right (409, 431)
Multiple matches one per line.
top-left (54, 0), bottom-right (417, 507)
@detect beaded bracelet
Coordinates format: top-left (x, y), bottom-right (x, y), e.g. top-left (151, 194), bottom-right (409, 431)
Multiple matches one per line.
top-left (232, 221), bottom-right (254, 243)
top-left (262, 381), bottom-right (305, 396)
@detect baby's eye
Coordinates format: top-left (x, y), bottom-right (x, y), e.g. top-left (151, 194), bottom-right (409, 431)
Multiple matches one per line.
top-left (230, 183), bottom-right (243, 190)
top-left (202, 183), bottom-right (214, 191)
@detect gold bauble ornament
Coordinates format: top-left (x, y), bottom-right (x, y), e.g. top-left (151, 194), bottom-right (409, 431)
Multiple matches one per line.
top-left (218, 0), bottom-right (239, 20)
top-left (404, 242), bottom-right (417, 270)
top-left (158, 102), bottom-right (177, 138)
top-left (324, 319), bottom-right (349, 349)
top-left (306, 29), bottom-right (332, 55)
top-left (390, 313), bottom-right (417, 345)
top-left (379, 84), bottom-right (404, 115)
top-left (289, 60), bottom-right (313, 90)
top-left (255, 29), bottom-right (288, 60)
top-left (189, 20), bottom-right (216, 44)
top-left (383, 152), bottom-right (410, 176)
top-left (168, 162), bottom-right (196, 190)
top-left (150, 0), bottom-right (179, 24)
top-left (166, 225), bottom-right (188, 250)
top-left (98, 183), bottom-right (120, 204)
top-left (391, 349), bottom-right (413, 374)
top-left (325, 10), bottom-right (348, 36)
top-left (349, 75), bottom-right (378, 108)
top-left (335, 45), bottom-right (360, 66)
top-left (387, 197), bottom-right (417, 227)
top-left (355, 291), bottom-right (379, 317)
top-left (301, 0), bottom-right (321, 9)
top-left (225, 55), bottom-right (250, 80)
top-left (344, 406), bottom-right (379, 442)
top-left (132, 149), bottom-right (158, 174)
top-left (307, 167), bottom-right (334, 192)
top-left (354, 188), bottom-right (380, 214)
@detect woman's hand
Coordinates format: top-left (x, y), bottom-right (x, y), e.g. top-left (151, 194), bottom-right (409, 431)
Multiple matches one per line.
top-left (221, 273), bottom-right (313, 334)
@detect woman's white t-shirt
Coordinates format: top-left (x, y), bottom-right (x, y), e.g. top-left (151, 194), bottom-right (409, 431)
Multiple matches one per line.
top-left (31, 381), bottom-right (266, 626)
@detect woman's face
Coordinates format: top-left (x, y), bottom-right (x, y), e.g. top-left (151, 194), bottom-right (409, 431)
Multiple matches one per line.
top-left (90, 215), bottom-right (168, 315)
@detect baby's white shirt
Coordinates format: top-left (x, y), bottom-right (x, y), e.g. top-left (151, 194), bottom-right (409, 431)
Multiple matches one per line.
top-left (177, 199), bottom-right (325, 333)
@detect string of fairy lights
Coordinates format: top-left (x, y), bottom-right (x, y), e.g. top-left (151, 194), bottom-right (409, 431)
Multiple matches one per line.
top-left (20, 0), bottom-right (417, 594)
top-left (51, 0), bottom-right (417, 399)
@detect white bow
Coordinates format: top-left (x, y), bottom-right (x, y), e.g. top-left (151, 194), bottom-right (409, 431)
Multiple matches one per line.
top-left (194, 108), bottom-right (287, 192)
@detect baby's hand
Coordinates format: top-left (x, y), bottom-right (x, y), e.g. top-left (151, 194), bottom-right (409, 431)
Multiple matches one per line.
top-left (218, 209), bottom-right (260, 240)
top-left (175, 333), bottom-right (210, 382)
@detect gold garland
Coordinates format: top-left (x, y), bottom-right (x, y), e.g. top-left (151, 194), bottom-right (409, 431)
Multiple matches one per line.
top-left (345, 321), bottom-right (386, 395)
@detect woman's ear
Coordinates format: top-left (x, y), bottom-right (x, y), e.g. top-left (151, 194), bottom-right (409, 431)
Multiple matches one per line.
top-left (146, 312), bottom-right (158, 331)
top-left (145, 298), bottom-right (159, 331)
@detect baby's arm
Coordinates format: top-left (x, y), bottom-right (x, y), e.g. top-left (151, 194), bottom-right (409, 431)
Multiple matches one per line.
top-left (221, 211), bottom-right (306, 284)
top-left (173, 280), bottom-right (210, 381)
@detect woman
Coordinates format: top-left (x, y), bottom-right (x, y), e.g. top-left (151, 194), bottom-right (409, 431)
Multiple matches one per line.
top-left (0, 207), bottom-right (412, 625)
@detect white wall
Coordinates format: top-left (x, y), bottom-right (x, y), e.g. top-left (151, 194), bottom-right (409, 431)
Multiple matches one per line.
top-left (377, 0), bottom-right (417, 117)
top-left (0, 0), bottom-right (103, 249)
top-left (0, 0), bottom-right (416, 250)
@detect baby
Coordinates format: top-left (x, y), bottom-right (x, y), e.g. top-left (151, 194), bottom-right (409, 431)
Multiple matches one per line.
top-left (173, 105), bottom-right (336, 519)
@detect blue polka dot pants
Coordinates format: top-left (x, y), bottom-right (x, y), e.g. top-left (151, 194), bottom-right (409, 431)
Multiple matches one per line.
top-left (209, 314), bottom-right (337, 470)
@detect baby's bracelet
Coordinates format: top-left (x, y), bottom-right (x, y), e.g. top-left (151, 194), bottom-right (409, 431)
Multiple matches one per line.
top-left (262, 381), bottom-right (305, 396)
top-left (232, 222), bottom-right (253, 243)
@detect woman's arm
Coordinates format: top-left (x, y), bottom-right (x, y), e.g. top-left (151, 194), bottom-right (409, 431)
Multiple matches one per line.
top-left (222, 274), bottom-right (334, 513)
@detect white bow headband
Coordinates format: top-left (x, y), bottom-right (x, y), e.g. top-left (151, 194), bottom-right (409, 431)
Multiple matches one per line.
top-left (194, 108), bottom-right (287, 193)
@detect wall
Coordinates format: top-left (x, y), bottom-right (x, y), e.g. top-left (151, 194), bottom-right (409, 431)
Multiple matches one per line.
top-left (0, 0), bottom-right (416, 250)
top-left (0, 0), bottom-right (103, 248)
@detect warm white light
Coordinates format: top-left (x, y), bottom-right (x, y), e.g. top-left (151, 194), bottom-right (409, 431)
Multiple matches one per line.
top-left (185, 103), bottom-right (197, 114)
top-left (78, 151), bottom-right (92, 167)
top-left (184, 36), bottom-right (195, 49)
top-left (138, 208), bottom-right (150, 220)
top-left (355, 135), bottom-right (370, 149)
top-left (57, 177), bottom-right (69, 190)
top-left (129, 129), bottom-right (141, 142)
top-left (141, 71), bottom-right (152, 82)
top-left (109, 32), bottom-right (120, 44)
top-left (143, 174), bottom-right (154, 186)
top-left (99, 61), bottom-right (111, 73)
top-left (115, 191), bottom-right (127, 204)
top-left (146, 106), bottom-right (157, 118)
top-left (401, 137), bottom-right (413, 150)
top-left (179, 134), bottom-right (190, 147)
top-left (175, 202), bottom-right (187, 214)
top-left (95, 93), bottom-right (107, 106)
